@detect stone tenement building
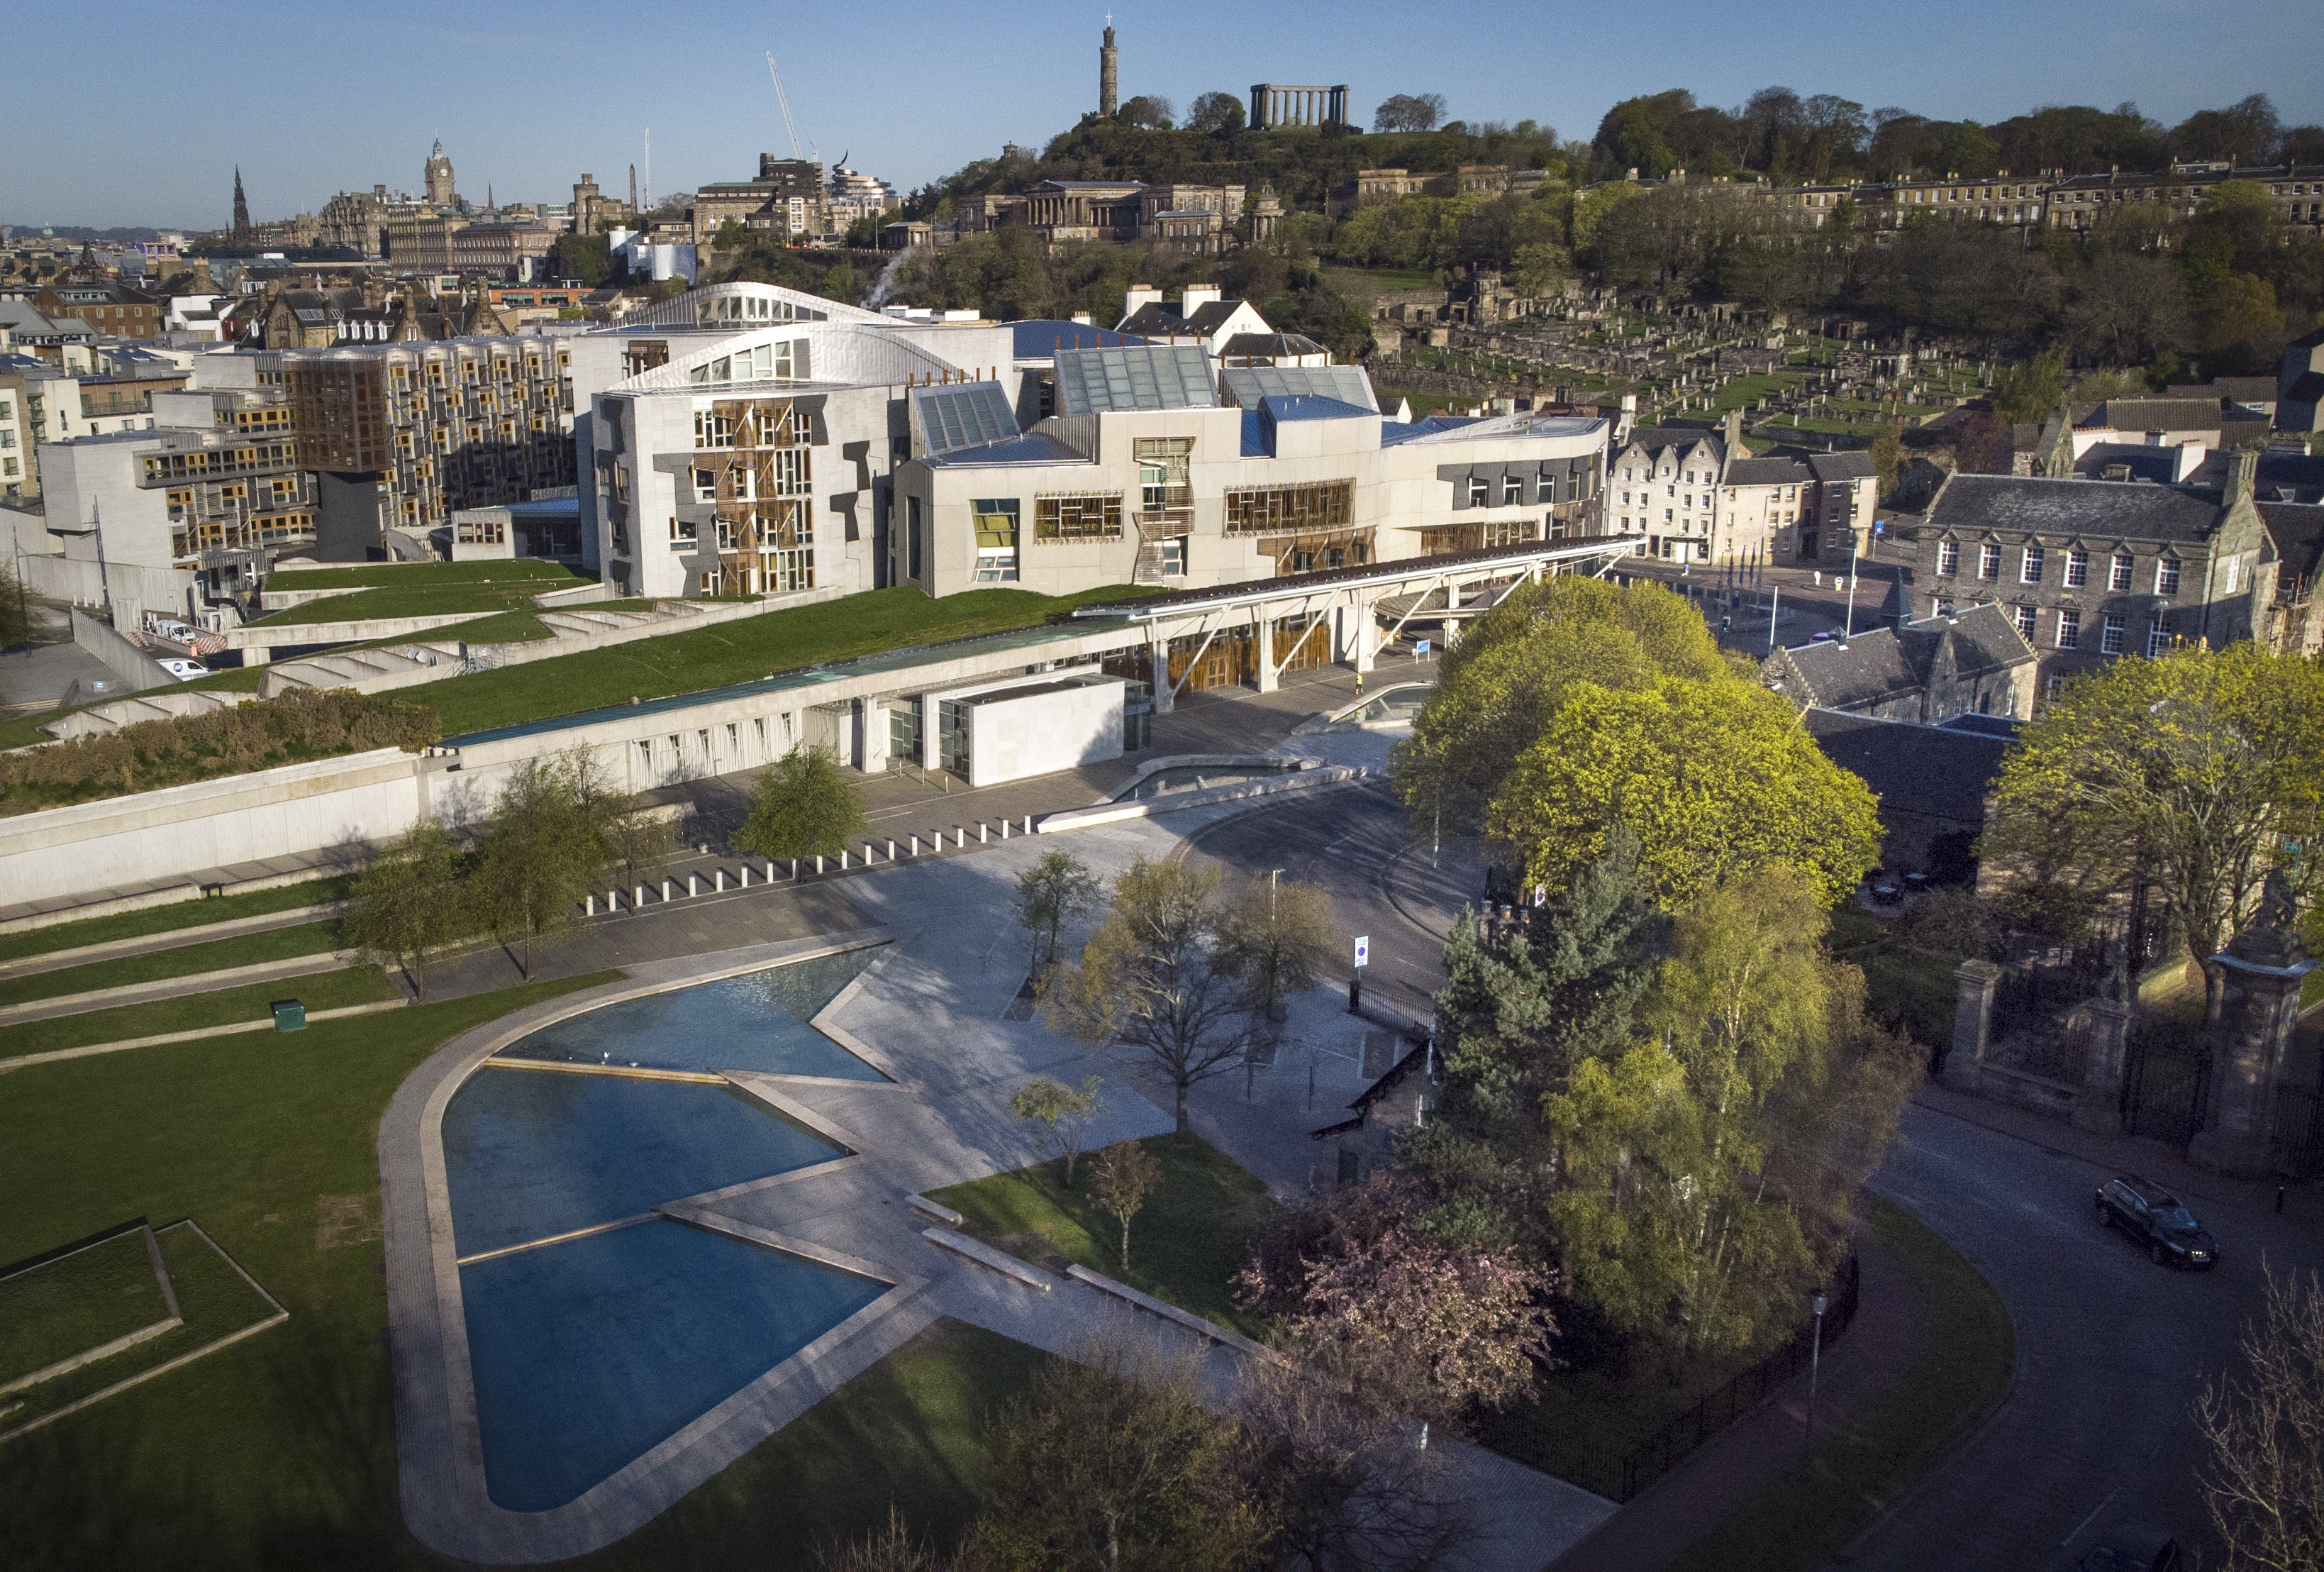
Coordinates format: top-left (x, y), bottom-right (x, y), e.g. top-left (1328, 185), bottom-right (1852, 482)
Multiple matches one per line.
top-left (1762, 602), bottom-right (2039, 723)
top-left (282, 338), bottom-right (574, 558)
top-left (1913, 458), bottom-right (2291, 699)
top-left (1608, 411), bottom-right (1877, 566)
top-left (692, 155), bottom-right (832, 245)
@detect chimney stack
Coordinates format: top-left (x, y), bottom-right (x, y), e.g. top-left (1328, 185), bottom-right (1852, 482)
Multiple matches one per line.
top-left (2226, 445), bottom-right (2259, 511)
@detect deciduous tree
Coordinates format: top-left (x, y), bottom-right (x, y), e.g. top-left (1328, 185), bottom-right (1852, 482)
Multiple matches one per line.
top-left (471, 749), bottom-right (612, 978)
top-left (1090, 1138), bottom-right (1161, 1271)
top-left (1374, 93), bottom-right (1448, 133)
top-left (1982, 643), bottom-right (2324, 1014)
top-left (736, 746), bottom-right (869, 863)
top-left (1045, 857), bottom-right (1251, 1134)
top-left (1016, 848), bottom-right (1101, 978)
top-left (1008, 1075), bottom-right (1104, 1185)
top-left (343, 819), bottom-right (469, 999)
top-left (1213, 873), bottom-right (1337, 1027)
top-left (2194, 1266), bottom-right (2324, 1572)
top-left (1486, 675), bottom-right (1882, 912)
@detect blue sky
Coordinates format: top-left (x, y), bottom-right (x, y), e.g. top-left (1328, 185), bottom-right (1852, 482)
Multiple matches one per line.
top-left (11, 0), bottom-right (2324, 229)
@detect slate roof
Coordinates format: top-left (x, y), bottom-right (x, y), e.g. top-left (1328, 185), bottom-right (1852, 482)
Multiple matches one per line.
top-left (1767, 603), bottom-right (2033, 713)
top-left (1809, 450), bottom-right (1876, 482)
top-left (1006, 320), bottom-right (1145, 359)
top-left (1727, 455), bottom-right (1814, 486)
top-left (1803, 708), bottom-right (2011, 829)
top-left (1117, 299), bottom-right (1247, 339)
top-left (2165, 377), bottom-right (2279, 405)
top-left (2072, 442), bottom-right (2184, 485)
top-left (2259, 502), bottom-right (2324, 582)
top-left (1925, 473), bottom-right (2225, 543)
top-left (2082, 397), bottom-right (2224, 432)
top-left (2184, 448), bottom-right (2324, 503)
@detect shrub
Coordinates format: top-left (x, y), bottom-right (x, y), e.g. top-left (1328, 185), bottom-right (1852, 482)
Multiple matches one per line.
top-left (0, 688), bottom-right (440, 816)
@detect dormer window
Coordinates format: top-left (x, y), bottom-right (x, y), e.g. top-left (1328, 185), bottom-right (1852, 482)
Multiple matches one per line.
top-left (2064, 548), bottom-right (2088, 587)
top-left (2157, 559), bottom-right (2181, 596)
top-left (1937, 539), bottom-right (1959, 576)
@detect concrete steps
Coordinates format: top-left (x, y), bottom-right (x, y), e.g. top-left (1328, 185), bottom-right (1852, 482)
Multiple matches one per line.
top-left (262, 641), bottom-right (465, 694)
top-left (39, 689), bottom-right (254, 741)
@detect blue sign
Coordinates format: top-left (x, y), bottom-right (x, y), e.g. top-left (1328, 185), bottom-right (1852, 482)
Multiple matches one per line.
top-left (1416, 639), bottom-right (1432, 657)
top-left (1353, 935), bottom-right (1370, 969)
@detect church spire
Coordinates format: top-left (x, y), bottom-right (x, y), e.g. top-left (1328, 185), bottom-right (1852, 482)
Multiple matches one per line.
top-left (232, 167), bottom-right (251, 239)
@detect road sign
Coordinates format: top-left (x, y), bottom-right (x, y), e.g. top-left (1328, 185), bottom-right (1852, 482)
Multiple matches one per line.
top-left (1416, 638), bottom-right (1430, 658)
top-left (1353, 935), bottom-right (1370, 969)
top-left (1533, 885), bottom-right (1547, 907)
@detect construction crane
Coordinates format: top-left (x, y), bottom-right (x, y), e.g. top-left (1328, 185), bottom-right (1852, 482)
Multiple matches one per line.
top-left (764, 52), bottom-right (816, 163)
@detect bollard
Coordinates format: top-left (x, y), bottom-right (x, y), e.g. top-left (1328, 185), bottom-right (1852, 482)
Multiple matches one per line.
top-left (1023, 815), bottom-right (1033, 834)
top-left (586, 895), bottom-right (596, 916)
top-left (688, 874), bottom-right (699, 897)
top-left (1348, 976), bottom-right (1362, 1014)
top-left (815, 855), bottom-right (825, 875)
top-left (738, 864), bottom-right (750, 887)
top-left (1000, 819), bottom-right (1011, 839)
top-left (715, 869), bottom-right (725, 892)
top-left (662, 879), bottom-right (672, 902)
top-left (608, 888), bottom-right (618, 912)
top-left (765, 859), bottom-right (776, 882)
top-left (910, 834), bottom-right (921, 856)
top-left (635, 884), bottom-right (645, 908)
top-left (791, 858), bottom-right (800, 881)
top-left (840, 851), bottom-right (850, 870)
top-left (979, 821), bottom-right (989, 843)
top-left (864, 842), bottom-right (875, 864)
top-left (887, 838), bottom-right (897, 860)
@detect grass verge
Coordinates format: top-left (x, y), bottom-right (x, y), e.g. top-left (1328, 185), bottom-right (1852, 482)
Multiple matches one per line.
top-left (0, 1230), bottom-right (170, 1385)
top-left (567, 1319), bottom-right (1047, 1570)
top-left (251, 579), bottom-right (586, 628)
top-left (424, 582), bottom-right (1152, 739)
top-left (267, 559), bottom-right (587, 592)
top-left (0, 875), bottom-right (353, 965)
top-left (0, 921), bottom-right (345, 1009)
top-left (930, 1131), bottom-right (1279, 1338)
top-left (2, 965), bottom-right (399, 1061)
top-left (1664, 1197), bottom-right (2014, 1572)
top-left (0, 968), bottom-right (618, 1570)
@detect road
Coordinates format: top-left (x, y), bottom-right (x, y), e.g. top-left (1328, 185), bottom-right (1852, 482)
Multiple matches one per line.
top-left (1180, 785), bottom-right (2324, 1571)
top-left (1845, 1102), bottom-right (2324, 1569)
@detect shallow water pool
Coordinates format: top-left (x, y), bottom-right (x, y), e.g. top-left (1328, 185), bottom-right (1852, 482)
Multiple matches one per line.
top-left (1111, 758), bottom-right (1304, 802)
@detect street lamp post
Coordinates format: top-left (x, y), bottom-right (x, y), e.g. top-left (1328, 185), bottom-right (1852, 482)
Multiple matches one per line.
top-left (1806, 1289), bottom-right (1828, 1442)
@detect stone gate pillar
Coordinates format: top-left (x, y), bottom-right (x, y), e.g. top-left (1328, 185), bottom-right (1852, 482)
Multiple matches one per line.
top-left (2075, 965), bottom-right (2131, 1135)
top-left (2190, 870), bottom-right (2315, 1175)
top-left (1945, 959), bottom-right (2003, 1092)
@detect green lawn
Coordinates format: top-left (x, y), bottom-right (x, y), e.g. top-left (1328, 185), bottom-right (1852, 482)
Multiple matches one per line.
top-left (930, 1132), bottom-right (1279, 1338)
top-left (1, 1224), bottom-right (281, 1438)
top-left (0, 921), bottom-right (346, 1010)
top-left (423, 582), bottom-right (1151, 739)
top-left (1666, 1198), bottom-right (2014, 1572)
top-left (0, 970), bottom-right (615, 1570)
top-left (251, 577), bottom-right (589, 629)
top-left (568, 1319), bottom-right (1047, 1571)
top-left (0, 875), bottom-right (352, 965)
top-left (267, 560), bottom-right (587, 593)
top-left (0, 1229), bottom-right (170, 1386)
top-left (3, 965), bottom-right (399, 1061)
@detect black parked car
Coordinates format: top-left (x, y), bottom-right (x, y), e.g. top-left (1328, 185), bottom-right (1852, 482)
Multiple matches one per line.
top-left (2095, 1176), bottom-right (2220, 1270)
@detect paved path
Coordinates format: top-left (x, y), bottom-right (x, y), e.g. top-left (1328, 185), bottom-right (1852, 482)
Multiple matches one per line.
top-left (1833, 1098), bottom-right (2324, 1570)
top-left (1548, 1235), bottom-right (1923, 1572)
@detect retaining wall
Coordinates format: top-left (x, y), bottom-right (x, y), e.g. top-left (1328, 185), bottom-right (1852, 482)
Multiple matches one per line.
top-left (70, 609), bottom-right (178, 692)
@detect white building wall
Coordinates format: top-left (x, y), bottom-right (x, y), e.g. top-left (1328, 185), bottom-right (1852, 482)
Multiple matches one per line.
top-left (960, 677), bottom-right (1125, 787)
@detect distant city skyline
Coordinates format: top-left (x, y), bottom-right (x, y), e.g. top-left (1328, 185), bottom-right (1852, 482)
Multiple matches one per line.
top-left (9, 0), bottom-right (2324, 230)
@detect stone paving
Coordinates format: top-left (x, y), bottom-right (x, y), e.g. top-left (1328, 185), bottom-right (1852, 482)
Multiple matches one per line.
top-left (381, 712), bottom-right (1611, 1571)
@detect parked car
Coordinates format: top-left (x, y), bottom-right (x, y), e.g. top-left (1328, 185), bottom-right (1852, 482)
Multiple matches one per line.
top-left (2077, 1519), bottom-right (2181, 1571)
top-left (150, 618), bottom-right (199, 646)
top-left (2095, 1176), bottom-right (2219, 1269)
top-left (155, 657), bottom-right (209, 682)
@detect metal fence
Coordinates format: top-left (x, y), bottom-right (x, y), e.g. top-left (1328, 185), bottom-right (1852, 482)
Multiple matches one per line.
top-left (2274, 1085), bottom-right (2324, 1179)
top-left (2122, 1024), bottom-right (2212, 1146)
top-left (1613, 1253), bottom-right (1864, 1502)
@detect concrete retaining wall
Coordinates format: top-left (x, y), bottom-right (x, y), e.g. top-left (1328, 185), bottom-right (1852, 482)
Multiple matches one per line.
top-left (70, 609), bottom-right (178, 692)
top-left (0, 748), bottom-right (428, 907)
top-left (228, 611), bottom-right (489, 650)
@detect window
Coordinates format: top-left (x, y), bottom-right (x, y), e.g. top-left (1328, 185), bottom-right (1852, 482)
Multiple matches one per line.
top-left (1937, 540), bottom-right (1959, 575)
top-left (2147, 618), bottom-right (2169, 657)
top-left (2157, 559), bottom-right (2181, 596)
top-left (2015, 604), bottom-right (2035, 639)
top-left (1466, 475), bottom-right (1490, 507)
top-left (2056, 609), bottom-right (2080, 649)
top-left (2223, 556), bottom-right (2242, 593)
top-left (690, 467), bottom-right (717, 503)
top-left (971, 499), bottom-right (1018, 582)
top-left (670, 514), bottom-right (696, 549)
top-left (1979, 543), bottom-right (2001, 580)
top-left (2101, 612), bottom-right (2125, 654)
top-left (2065, 548), bottom-right (2088, 587)
top-left (1502, 473), bottom-right (1524, 506)
top-left (1135, 438), bottom-right (1192, 514)
top-left (1033, 492), bottom-right (1123, 541)
top-left (2111, 553), bottom-right (2134, 591)
top-left (1224, 480), bottom-right (1353, 536)
top-left (2021, 546), bottom-right (2045, 584)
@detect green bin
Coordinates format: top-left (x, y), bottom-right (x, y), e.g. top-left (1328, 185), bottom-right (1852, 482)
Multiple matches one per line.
top-left (270, 999), bottom-right (307, 1033)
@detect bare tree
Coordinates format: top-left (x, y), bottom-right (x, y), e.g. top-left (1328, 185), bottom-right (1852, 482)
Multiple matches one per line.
top-left (1090, 1139), bottom-right (1162, 1272)
top-left (1214, 873), bottom-right (1338, 1029)
top-left (820, 1506), bottom-right (950, 1572)
top-left (2194, 1266), bottom-right (2324, 1571)
top-left (1044, 856), bottom-right (1252, 1134)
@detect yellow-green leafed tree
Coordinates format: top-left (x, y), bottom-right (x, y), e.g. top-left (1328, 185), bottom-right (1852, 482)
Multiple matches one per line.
top-left (1488, 675), bottom-right (1882, 911)
top-left (1392, 574), bottom-right (1724, 834)
top-left (1981, 643), bottom-right (2324, 1012)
